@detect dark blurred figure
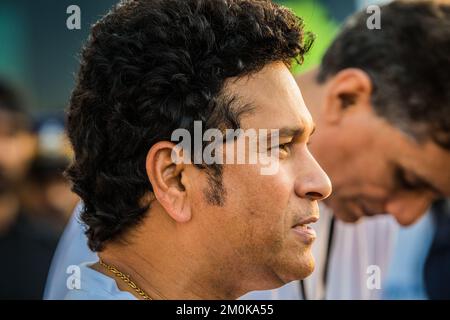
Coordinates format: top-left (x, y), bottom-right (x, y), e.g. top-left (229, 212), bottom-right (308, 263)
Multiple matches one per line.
top-left (0, 80), bottom-right (59, 299)
top-left (425, 198), bottom-right (450, 299)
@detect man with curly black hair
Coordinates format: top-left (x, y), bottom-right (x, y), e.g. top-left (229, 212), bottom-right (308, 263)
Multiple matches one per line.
top-left (64, 0), bottom-right (331, 300)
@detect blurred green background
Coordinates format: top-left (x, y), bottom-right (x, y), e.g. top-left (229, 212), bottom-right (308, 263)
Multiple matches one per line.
top-left (0, 0), bottom-right (365, 113)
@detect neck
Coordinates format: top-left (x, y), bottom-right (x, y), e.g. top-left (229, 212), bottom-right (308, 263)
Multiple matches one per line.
top-left (97, 210), bottom-right (245, 300)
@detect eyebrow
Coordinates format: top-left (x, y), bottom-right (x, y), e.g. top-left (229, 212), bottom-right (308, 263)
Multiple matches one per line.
top-left (415, 175), bottom-right (445, 197)
top-left (276, 124), bottom-right (316, 139)
top-left (397, 166), bottom-right (445, 197)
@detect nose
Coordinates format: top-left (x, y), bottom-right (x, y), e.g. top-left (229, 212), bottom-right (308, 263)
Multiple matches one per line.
top-left (385, 193), bottom-right (434, 226)
top-left (294, 152), bottom-right (332, 201)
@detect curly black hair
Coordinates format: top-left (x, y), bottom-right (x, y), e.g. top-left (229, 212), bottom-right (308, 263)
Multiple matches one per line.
top-left (317, 0), bottom-right (450, 150)
top-left (66, 0), bottom-right (312, 251)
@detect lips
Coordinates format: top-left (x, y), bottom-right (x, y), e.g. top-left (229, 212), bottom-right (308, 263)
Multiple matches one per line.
top-left (291, 215), bottom-right (319, 244)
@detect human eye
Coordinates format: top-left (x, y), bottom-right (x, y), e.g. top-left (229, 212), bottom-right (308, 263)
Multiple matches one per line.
top-left (270, 141), bottom-right (292, 157)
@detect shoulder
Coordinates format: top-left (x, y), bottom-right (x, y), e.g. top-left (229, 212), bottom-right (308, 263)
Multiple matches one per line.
top-left (64, 262), bottom-right (136, 300)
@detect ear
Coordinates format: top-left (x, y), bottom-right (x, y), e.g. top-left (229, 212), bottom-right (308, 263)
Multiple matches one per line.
top-left (145, 141), bottom-right (191, 223)
top-left (323, 68), bottom-right (373, 124)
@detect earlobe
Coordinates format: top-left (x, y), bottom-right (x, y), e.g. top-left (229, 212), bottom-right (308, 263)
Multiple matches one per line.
top-left (145, 142), bottom-right (192, 223)
top-left (323, 68), bottom-right (373, 124)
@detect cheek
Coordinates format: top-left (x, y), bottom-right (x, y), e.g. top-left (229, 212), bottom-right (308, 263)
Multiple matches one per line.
top-left (225, 163), bottom-right (292, 216)
top-left (220, 164), bottom-right (295, 253)
top-left (192, 164), bottom-right (296, 251)
top-left (336, 156), bottom-right (392, 195)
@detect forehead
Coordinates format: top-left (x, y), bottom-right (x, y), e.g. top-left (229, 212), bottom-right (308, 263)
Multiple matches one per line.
top-left (224, 62), bottom-right (313, 131)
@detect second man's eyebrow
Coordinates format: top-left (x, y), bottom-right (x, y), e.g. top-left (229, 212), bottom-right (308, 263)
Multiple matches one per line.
top-left (396, 166), bottom-right (445, 197)
top-left (413, 175), bottom-right (445, 197)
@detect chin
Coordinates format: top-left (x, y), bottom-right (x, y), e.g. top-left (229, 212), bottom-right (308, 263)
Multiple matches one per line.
top-left (297, 255), bottom-right (315, 280)
top-left (395, 212), bottom-right (422, 226)
top-left (280, 251), bottom-right (316, 283)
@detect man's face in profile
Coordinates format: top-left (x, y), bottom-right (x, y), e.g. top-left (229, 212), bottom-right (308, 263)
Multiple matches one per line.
top-left (187, 62), bottom-right (331, 290)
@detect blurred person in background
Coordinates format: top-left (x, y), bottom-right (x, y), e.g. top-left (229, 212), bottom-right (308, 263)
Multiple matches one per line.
top-left (20, 117), bottom-right (79, 232)
top-left (0, 82), bottom-right (36, 187)
top-left (0, 80), bottom-right (60, 299)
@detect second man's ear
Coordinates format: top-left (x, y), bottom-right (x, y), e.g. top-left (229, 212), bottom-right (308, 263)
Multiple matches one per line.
top-left (323, 68), bottom-right (373, 124)
top-left (145, 141), bottom-right (192, 223)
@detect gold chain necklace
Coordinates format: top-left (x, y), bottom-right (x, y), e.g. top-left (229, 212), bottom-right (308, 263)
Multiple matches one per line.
top-left (99, 259), bottom-right (153, 300)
